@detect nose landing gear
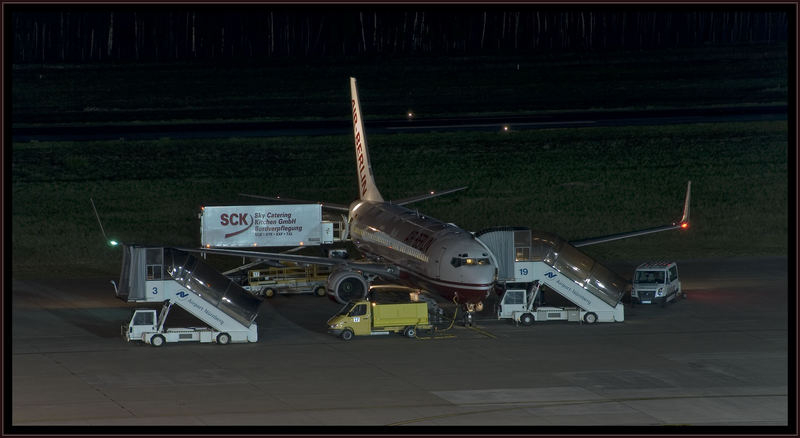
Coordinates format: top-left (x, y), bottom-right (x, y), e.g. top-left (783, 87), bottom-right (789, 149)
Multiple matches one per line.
top-left (462, 302), bottom-right (481, 327)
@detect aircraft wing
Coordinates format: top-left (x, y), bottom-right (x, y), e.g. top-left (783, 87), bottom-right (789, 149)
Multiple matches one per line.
top-left (392, 186), bottom-right (468, 206)
top-left (569, 181), bottom-right (691, 247)
top-left (176, 246), bottom-right (400, 278)
top-left (238, 193), bottom-right (350, 212)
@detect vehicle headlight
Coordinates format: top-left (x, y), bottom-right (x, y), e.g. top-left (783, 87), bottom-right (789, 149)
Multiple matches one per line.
top-left (656, 287), bottom-right (664, 297)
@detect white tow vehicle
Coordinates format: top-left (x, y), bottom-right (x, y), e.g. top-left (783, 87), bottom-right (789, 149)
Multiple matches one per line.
top-left (631, 261), bottom-right (684, 307)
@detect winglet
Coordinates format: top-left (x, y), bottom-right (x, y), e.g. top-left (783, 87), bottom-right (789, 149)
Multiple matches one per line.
top-left (569, 181), bottom-right (694, 247)
top-left (90, 198), bottom-right (119, 247)
top-left (678, 180), bottom-right (691, 228)
top-left (350, 77), bottom-right (383, 202)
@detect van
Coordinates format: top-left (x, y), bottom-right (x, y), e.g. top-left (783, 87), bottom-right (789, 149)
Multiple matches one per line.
top-left (631, 262), bottom-right (684, 307)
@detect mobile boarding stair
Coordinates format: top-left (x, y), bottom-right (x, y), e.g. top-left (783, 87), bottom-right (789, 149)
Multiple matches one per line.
top-left (115, 245), bottom-right (261, 343)
top-left (477, 228), bottom-right (626, 323)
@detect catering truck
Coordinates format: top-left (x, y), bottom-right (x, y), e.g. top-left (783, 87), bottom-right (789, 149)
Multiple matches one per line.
top-left (631, 261), bottom-right (684, 307)
top-left (327, 300), bottom-right (431, 340)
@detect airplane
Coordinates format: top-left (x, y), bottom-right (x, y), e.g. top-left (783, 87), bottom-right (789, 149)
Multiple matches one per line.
top-left (185, 77), bottom-right (691, 325)
top-left (194, 78), bottom-right (497, 319)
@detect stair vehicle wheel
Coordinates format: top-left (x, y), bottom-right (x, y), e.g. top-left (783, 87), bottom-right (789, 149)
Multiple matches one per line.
top-left (341, 329), bottom-right (354, 341)
top-left (583, 312), bottom-right (598, 324)
top-left (217, 333), bottom-right (231, 345)
top-left (151, 334), bottom-right (165, 347)
top-left (314, 286), bottom-right (326, 297)
top-left (264, 288), bottom-right (276, 298)
top-left (404, 326), bottom-right (416, 338)
top-left (520, 313), bottom-right (534, 326)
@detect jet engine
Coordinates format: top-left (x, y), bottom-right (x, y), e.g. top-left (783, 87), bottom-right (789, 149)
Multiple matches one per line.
top-left (326, 269), bottom-right (369, 304)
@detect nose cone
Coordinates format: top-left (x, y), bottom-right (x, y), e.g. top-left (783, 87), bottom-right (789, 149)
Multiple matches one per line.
top-left (440, 236), bottom-right (496, 289)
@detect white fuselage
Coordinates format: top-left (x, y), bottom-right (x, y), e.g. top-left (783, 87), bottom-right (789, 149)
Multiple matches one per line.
top-left (348, 200), bottom-right (496, 304)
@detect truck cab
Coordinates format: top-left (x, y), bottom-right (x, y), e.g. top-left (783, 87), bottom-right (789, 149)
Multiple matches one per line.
top-left (631, 261), bottom-right (684, 307)
top-left (124, 309), bottom-right (159, 343)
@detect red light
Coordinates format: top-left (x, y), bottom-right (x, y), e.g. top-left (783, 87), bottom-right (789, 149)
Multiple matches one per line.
top-left (681, 223), bottom-right (689, 229)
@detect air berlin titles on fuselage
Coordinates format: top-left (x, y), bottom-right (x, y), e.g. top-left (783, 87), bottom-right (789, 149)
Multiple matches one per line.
top-left (352, 99), bottom-right (368, 197)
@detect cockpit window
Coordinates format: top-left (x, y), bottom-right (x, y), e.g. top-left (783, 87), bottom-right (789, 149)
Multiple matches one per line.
top-left (451, 257), bottom-right (491, 268)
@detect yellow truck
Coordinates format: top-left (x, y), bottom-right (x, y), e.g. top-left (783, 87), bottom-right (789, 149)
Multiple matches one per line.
top-left (245, 262), bottom-right (331, 298)
top-left (327, 300), bottom-right (431, 341)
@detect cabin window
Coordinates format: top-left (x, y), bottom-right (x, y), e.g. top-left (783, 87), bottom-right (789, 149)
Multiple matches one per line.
top-left (349, 304), bottom-right (367, 317)
top-left (635, 270), bottom-right (666, 284)
top-left (145, 248), bottom-right (163, 280)
top-left (133, 312), bottom-right (154, 325)
top-left (669, 266), bottom-right (678, 282)
top-left (504, 290), bottom-right (524, 305)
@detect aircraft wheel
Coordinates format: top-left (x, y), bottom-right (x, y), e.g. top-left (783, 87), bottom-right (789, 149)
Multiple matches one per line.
top-left (583, 312), bottom-right (598, 324)
top-left (264, 288), bottom-right (276, 298)
top-left (151, 334), bottom-right (165, 347)
top-left (341, 329), bottom-right (354, 341)
top-left (404, 326), bottom-right (416, 338)
top-left (520, 313), bottom-right (534, 326)
top-left (314, 286), bottom-right (326, 297)
top-left (217, 333), bottom-right (231, 345)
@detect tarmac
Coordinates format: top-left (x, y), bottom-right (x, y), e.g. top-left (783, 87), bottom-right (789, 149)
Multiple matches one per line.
top-left (8, 256), bottom-right (792, 431)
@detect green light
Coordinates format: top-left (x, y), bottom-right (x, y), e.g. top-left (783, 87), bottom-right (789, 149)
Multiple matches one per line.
top-left (109, 240), bottom-right (119, 246)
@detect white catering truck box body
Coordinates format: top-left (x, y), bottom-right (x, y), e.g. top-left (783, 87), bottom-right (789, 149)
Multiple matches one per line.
top-left (201, 204), bottom-right (324, 248)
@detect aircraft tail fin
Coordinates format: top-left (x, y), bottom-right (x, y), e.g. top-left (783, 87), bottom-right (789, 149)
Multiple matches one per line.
top-left (350, 77), bottom-right (383, 202)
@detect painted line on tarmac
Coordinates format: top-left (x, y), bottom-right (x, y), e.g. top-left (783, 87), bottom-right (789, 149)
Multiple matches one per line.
top-left (387, 392), bottom-right (788, 425)
top-left (466, 325), bottom-right (497, 339)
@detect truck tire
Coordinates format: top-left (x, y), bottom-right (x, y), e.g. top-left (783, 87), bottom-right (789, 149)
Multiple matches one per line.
top-left (583, 312), bottom-right (598, 324)
top-left (520, 313), bottom-right (534, 326)
top-left (404, 326), bottom-right (416, 338)
top-left (314, 286), bottom-right (326, 297)
top-left (217, 333), bottom-right (231, 345)
top-left (264, 288), bottom-right (276, 298)
top-left (151, 334), bottom-right (165, 347)
top-left (341, 329), bottom-right (354, 341)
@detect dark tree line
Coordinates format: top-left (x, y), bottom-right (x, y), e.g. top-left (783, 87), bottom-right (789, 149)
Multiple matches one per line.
top-left (11, 9), bottom-right (789, 63)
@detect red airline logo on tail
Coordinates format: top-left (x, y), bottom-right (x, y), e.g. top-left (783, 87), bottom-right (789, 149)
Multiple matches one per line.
top-left (352, 99), bottom-right (368, 197)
